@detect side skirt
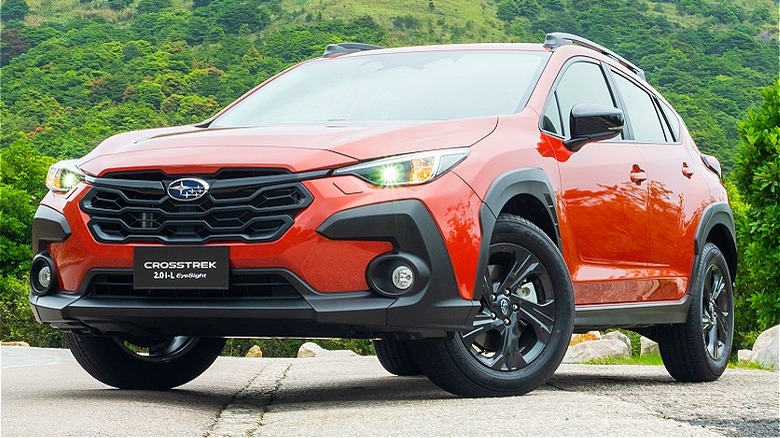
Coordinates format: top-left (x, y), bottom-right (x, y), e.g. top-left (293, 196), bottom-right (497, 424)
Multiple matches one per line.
top-left (573, 296), bottom-right (690, 333)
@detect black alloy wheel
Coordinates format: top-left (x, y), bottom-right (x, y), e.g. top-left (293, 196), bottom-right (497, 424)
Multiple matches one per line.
top-left (463, 242), bottom-right (556, 371)
top-left (658, 242), bottom-right (734, 382)
top-left (409, 215), bottom-right (574, 397)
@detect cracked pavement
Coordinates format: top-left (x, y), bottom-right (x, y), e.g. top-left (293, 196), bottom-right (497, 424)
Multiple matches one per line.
top-left (1, 347), bottom-right (778, 436)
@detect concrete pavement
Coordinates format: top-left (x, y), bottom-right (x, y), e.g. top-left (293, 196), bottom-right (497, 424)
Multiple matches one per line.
top-left (1, 346), bottom-right (778, 436)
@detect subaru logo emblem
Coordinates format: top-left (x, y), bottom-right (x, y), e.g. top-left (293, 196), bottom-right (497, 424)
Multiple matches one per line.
top-left (500, 298), bottom-right (510, 315)
top-left (167, 178), bottom-right (209, 202)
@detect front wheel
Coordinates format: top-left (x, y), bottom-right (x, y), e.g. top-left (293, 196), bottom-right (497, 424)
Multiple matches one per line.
top-left (412, 215), bottom-right (574, 397)
top-left (65, 333), bottom-right (226, 389)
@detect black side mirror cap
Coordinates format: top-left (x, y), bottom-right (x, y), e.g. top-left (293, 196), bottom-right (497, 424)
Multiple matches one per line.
top-left (564, 104), bottom-right (625, 152)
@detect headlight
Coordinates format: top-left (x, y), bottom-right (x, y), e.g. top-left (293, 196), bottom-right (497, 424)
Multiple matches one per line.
top-left (46, 160), bottom-right (85, 193)
top-left (334, 148), bottom-right (470, 187)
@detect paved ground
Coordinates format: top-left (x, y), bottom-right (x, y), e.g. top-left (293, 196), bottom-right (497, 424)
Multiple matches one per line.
top-left (1, 346), bottom-right (778, 437)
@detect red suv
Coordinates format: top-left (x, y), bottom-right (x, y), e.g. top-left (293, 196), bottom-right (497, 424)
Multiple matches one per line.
top-left (30, 33), bottom-right (736, 397)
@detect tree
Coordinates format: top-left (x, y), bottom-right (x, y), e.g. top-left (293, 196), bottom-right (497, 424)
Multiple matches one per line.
top-left (136, 0), bottom-right (173, 15)
top-left (496, 0), bottom-right (540, 23)
top-left (1, 0), bottom-right (29, 22)
top-left (107, 0), bottom-right (132, 10)
top-left (732, 80), bottom-right (780, 328)
top-left (0, 27), bottom-right (30, 66)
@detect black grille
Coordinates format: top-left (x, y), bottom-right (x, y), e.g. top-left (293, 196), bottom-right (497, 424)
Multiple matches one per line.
top-left (86, 273), bottom-right (300, 299)
top-left (81, 169), bottom-right (320, 243)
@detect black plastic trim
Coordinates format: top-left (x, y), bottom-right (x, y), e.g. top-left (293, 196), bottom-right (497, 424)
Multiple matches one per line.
top-left (475, 168), bottom-right (560, 300)
top-left (323, 43), bottom-right (384, 58)
top-left (81, 170), bottom-right (327, 244)
top-left (690, 202), bottom-right (737, 289)
top-left (30, 253), bottom-right (57, 296)
top-left (317, 199), bottom-right (479, 333)
top-left (32, 206), bottom-right (71, 255)
top-left (573, 296), bottom-right (691, 331)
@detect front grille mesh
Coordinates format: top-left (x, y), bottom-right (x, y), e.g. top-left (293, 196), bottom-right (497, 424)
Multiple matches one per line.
top-left (80, 169), bottom-right (314, 244)
top-left (87, 273), bottom-right (300, 299)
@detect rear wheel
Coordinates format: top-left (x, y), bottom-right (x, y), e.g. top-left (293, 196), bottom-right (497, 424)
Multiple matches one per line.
top-left (657, 243), bottom-right (733, 382)
top-left (65, 333), bottom-right (225, 389)
top-left (412, 215), bottom-right (574, 397)
top-left (373, 339), bottom-right (422, 376)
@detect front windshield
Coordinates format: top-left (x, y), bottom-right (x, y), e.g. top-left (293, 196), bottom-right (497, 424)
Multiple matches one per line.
top-left (211, 50), bottom-right (547, 127)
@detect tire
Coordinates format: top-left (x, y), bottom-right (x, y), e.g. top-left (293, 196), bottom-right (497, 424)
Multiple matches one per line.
top-left (65, 333), bottom-right (226, 389)
top-left (373, 339), bottom-right (423, 376)
top-left (411, 214), bottom-right (574, 397)
top-left (657, 242), bottom-right (734, 382)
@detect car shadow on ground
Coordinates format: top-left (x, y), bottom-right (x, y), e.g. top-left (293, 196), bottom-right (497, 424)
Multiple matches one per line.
top-left (43, 366), bottom-right (694, 407)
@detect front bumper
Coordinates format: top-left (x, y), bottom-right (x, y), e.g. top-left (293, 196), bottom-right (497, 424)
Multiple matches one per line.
top-left (30, 199), bottom-right (480, 339)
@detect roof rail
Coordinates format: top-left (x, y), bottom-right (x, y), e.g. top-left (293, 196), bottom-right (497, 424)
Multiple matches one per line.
top-left (323, 43), bottom-right (384, 58)
top-left (543, 32), bottom-right (646, 81)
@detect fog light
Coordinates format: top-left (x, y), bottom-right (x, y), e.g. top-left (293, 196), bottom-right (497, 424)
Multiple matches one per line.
top-left (38, 266), bottom-right (51, 289)
top-left (392, 265), bottom-right (414, 290)
top-left (31, 253), bottom-right (56, 296)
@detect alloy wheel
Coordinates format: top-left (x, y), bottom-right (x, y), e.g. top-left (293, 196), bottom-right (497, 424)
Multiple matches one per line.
top-left (701, 265), bottom-right (730, 361)
top-left (114, 336), bottom-right (199, 363)
top-left (462, 243), bottom-right (556, 371)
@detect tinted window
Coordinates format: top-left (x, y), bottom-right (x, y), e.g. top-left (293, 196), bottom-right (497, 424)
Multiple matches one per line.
top-left (212, 51), bottom-right (546, 126)
top-left (541, 93), bottom-right (563, 135)
top-left (613, 73), bottom-right (666, 142)
top-left (659, 101), bottom-right (681, 142)
top-left (554, 62), bottom-right (616, 138)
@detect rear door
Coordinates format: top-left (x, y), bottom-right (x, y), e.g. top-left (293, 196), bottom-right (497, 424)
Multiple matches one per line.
top-left (608, 70), bottom-right (706, 301)
top-left (541, 59), bottom-right (650, 305)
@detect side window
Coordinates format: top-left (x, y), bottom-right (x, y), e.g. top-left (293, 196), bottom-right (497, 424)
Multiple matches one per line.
top-left (659, 101), bottom-right (681, 142)
top-left (541, 92), bottom-right (563, 136)
top-left (554, 62), bottom-right (616, 138)
top-left (612, 73), bottom-right (666, 142)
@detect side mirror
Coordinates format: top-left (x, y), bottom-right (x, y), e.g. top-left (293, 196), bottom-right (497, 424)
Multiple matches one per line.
top-left (564, 104), bottom-right (624, 152)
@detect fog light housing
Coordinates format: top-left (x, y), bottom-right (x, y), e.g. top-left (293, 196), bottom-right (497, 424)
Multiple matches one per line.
top-left (38, 266), bottom-right (51, 289)
top-left (30, 254), bottom-right (56, 296)
top-left (366, 253), bottom-right (430, 297)
top-left (392, 266), bottom-right (414, 290)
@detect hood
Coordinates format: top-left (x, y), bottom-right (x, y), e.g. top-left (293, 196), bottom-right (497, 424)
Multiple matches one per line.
top-left (78, 118), bottom-right (498, 176)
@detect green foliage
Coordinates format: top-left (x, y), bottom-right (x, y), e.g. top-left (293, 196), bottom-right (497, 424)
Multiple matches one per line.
top-left (107, 0), bottom-right (133, 11)
top-left (726, 181), bottom-right (762, 350)
top-left (223, 338), bottom-right (375, 357)
top-left (585, 353), bottom-right (665, 366)
top-left (0, 276), bottom-right (65, 346)
top-left (1, 27), bottom-right (30, 66)
top-left (730, 359), bottom-right (775, 371)
top-left (0, 141), bottom-right (62, 346)
top-left (0, 139), bottom-right (55, 277)
top-left (137, 0), bottom-right (174, 14)
top-left (732, 80), bottom-right (780, 329)
top-left (1, 0), bottom-right (30, 22)
top-left (496, 0), bottom-right (540, 23)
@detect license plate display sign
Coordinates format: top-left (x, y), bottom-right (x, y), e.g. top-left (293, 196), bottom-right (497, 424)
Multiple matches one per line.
top-left (133, 247), bottom-right (229, 289)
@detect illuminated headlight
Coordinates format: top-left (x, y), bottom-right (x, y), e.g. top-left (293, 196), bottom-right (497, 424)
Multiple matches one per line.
top-left (334, 148), bottom-right (470, 187)
top-left (46, 160), bottom-right (85, 193)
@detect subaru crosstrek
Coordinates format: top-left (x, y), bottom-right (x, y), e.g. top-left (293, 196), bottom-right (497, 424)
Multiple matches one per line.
top-left (30, 33), bottom-right (737, 397)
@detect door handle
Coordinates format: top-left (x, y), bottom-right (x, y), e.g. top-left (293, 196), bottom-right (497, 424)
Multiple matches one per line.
top-left (682, 162), bottom-right (694, 178)
top-left (630, 165), bottom-right (647, 185)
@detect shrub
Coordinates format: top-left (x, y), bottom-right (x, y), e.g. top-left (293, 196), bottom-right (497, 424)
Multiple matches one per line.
top-left (732, 80), bottom-right (780, 331)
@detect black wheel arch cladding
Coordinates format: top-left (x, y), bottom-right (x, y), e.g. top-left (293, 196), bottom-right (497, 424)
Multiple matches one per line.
top-left (475, 168), bottom-right (561, 301)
